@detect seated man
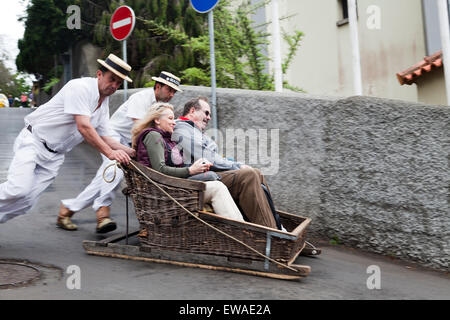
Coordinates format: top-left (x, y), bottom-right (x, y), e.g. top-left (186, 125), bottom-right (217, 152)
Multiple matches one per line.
top-left (172, 96), bottom-right (280, 229)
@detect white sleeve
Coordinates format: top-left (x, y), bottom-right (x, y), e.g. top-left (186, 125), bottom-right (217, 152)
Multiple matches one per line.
top-left (126, 90), bottom-right (154, 120)
top-left (97, 105), bottom-right (114, 137)
top-left (63, 81), bottom-right (92, 116)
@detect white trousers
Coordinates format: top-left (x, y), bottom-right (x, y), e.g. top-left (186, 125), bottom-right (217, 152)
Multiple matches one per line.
top-left (61, 133), bottom-right (125, 213)
top-left (0, 129), bottom-right (65, 223)
top-left (203, 181), bottom-right (244, 221)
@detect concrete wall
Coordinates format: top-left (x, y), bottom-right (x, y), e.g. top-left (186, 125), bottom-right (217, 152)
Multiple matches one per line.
top-left (110, 86), bottom-right (449, 271)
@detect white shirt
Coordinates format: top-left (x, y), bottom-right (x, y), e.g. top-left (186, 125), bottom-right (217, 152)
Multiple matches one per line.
top-left (24, 77), bottom-right (112, 153)
top-left (109, 88), bottom-right (156, 144)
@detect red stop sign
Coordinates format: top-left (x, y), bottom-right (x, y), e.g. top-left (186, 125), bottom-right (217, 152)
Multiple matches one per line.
top-left (110, 6), bottom-right (135, 41)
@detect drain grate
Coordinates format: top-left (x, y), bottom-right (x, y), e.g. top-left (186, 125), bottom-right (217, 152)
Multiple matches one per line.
top-left (0, 262), bottom-right (41, 288)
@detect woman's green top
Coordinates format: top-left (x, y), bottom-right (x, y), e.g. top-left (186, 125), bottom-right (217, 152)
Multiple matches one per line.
top-left (142, 131), bottom-right (190, 178)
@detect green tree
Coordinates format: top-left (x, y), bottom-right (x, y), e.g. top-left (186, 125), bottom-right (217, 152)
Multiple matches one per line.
top-left (0, 58), bottom-right (31, 99)
top-left (17, 0), bottom-right (79, 79)
top-left (16, 0), bottom-right (303, 91)
top-left (16, 0), bottom-right (108, 81)
top-left (92, 0), bottom-right (207, 88)
top-left (138, 0), bottom-right (304, 91)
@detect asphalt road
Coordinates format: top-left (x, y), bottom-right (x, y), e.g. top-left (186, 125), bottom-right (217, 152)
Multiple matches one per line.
top-left (0, 108), bottom-right (449, 300)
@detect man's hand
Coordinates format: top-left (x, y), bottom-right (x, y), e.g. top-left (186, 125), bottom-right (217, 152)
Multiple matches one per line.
top-left (123, 146), bottom-right (136, 158)
top-left (189, 158), bottom-right (212, 175)
top-left (240, 164), bottom-right (252, 170)
top-left (108, 149), bottom-right (131, 164)
top-left (101, 136), bottom-right (136, 159)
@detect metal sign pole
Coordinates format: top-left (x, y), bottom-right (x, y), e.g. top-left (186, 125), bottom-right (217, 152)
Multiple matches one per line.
top-left (190, 0), bottom-right (219, 137)
top-left (209, 10), bottom-right (218, 139)
top-left (123, 39), bottom-right (128, 102)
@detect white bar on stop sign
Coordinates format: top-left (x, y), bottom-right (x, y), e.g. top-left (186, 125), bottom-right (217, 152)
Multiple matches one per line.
top-left (113, 17), bottom-right (131, 29)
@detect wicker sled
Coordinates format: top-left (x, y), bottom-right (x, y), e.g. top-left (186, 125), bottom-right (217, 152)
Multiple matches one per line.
top-left (83, 160), bottom-right (320, 280)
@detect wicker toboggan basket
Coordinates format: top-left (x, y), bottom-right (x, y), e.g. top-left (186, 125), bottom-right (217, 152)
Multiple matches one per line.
top-left (122, 160), bottom-right (310, 263)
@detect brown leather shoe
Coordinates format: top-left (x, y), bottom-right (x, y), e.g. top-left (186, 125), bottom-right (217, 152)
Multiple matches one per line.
top-left (96, 206), bottom-right (116, 234)
top-left (56, 204), bottom-right (77, 231)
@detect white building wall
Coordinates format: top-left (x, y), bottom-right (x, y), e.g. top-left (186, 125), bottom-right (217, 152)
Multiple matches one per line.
top-left (261, 0), bottom-right (426, 101)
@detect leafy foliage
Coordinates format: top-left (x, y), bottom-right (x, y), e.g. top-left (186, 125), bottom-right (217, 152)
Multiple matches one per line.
top-left (0, 58), bottom-right (31, 98)
top-left (16, 0), bottom-right (83, 79)
top-left (282, 30), bottom-right (304, 74)
top-left (132, 0), bottom-right (304, 91)
top-left (42, 77), bottom-right (60, 94)
top-left (16, 0), bottom-right (304, 91)
top-left (91, 0), bottom-right (207, 88)
top-left (0, 36), bottom-right (31, 98)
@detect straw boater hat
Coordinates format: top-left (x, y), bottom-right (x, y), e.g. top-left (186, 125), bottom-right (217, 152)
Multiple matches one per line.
top-left (152, 71), bottom-right (182, 92)
top-left (97, 54), bottom-right (133, 83)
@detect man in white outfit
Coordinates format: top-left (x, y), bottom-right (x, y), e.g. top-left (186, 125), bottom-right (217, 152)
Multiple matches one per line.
top-left (0, 54), bottom-right (135, 233)
top-left (57, 71), bottom-right (182, 233)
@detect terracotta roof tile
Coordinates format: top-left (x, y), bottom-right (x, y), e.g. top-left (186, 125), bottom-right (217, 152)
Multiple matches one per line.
top-left (423, 65), bottom-right (432, 72)
top-left (432, 59), bottom-right (442, 67)
top-left (397, 50), bottom-right (442, 85)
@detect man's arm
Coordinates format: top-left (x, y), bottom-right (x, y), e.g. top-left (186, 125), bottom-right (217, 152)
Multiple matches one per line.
top-left (101, 136), bottom-right (135, 157)
top-left (74, 115), bottom-right (131, 164)
top-left (173, 124), bottom-right (241, 170)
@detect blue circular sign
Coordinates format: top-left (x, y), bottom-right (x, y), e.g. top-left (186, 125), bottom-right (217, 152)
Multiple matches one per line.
top-left (190, 0), bottom-right (220, 13)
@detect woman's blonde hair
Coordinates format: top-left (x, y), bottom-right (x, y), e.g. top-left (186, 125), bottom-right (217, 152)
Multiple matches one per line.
top-left (131, 102), bottom-right (174, 148)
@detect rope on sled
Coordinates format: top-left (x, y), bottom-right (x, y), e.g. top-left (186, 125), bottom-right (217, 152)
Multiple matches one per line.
top-left (103, 161), bottom-right (118, 183)
top-left (124, 161), bottom-right (300, 274)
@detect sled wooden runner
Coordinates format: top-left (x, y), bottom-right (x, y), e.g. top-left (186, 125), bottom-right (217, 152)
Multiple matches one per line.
top-left (83, 229), bottom-right (312, 280)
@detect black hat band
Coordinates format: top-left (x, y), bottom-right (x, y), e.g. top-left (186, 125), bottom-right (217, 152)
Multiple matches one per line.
top-left (104, 58), bottom-right (129, 77)
top-left (159, 73), bottom-right (180, 86)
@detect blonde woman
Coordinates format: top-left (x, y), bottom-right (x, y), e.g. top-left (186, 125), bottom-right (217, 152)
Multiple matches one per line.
top-left (131, 102), bottom-right (244, 221)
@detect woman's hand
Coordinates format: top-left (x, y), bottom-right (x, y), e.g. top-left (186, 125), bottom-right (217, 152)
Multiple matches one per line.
top-left (189, 158), bottom-right (212, 175)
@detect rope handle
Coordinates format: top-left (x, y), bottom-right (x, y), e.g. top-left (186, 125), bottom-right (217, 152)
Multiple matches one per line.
top-left (123, 161), bottom-right (299, 274)
top-left (103, 161), bottom-right (118, 183)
